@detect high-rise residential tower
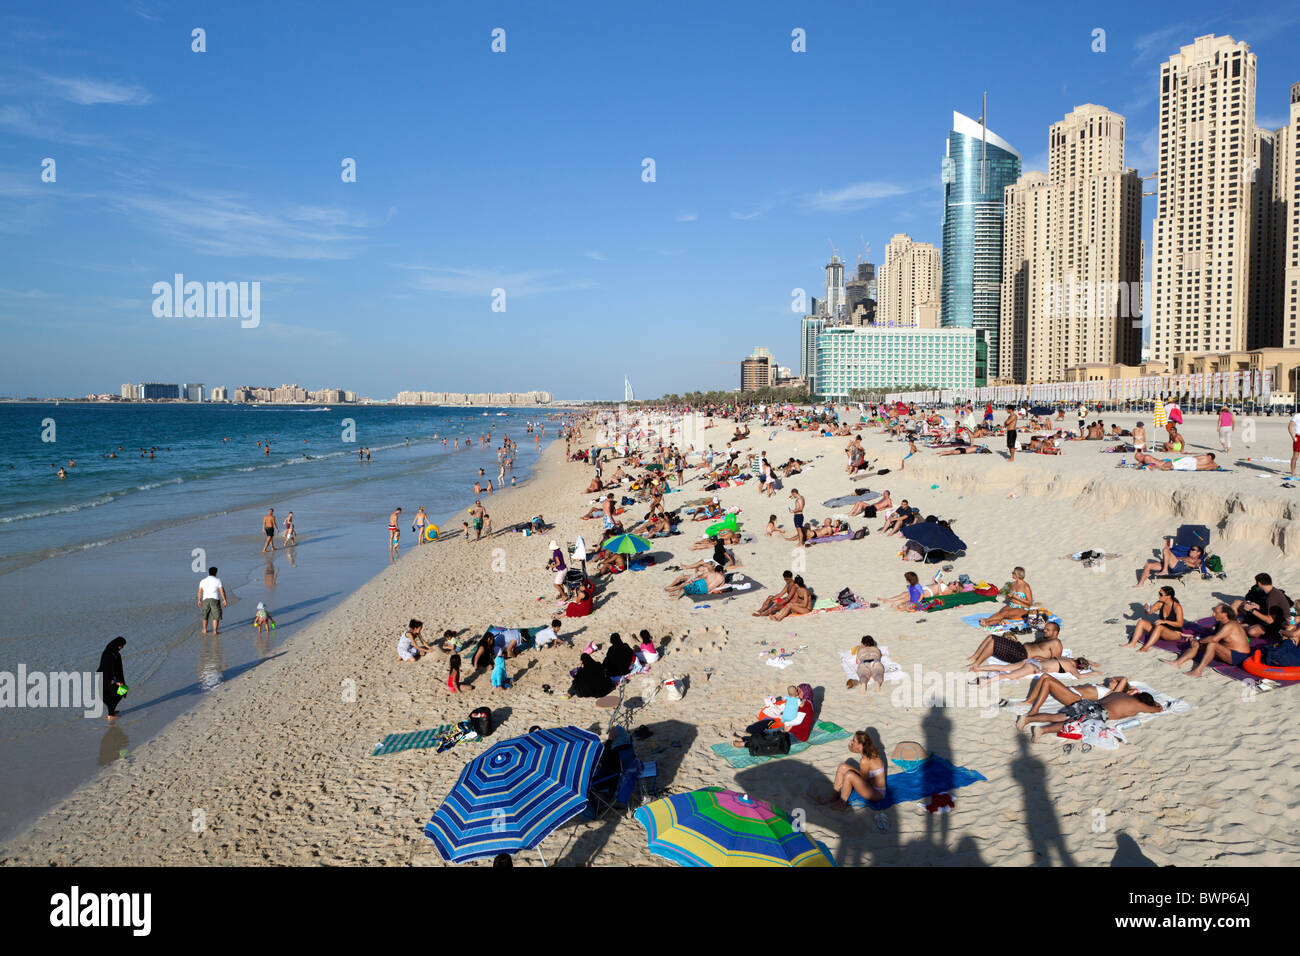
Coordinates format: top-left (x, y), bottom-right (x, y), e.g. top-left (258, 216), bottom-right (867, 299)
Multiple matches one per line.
top-left (1000, 105), bottom-right (1144, 382)
top-left (879, 233), bottom-right (942, 328)
top-left (824, 254), bottom-right (846, 321)
top-left (1151, 34), bottom-right (1258, 364)
top-left (1283, 82), bottom-right (1300, 348)
top-left (846, 261), bottom-right (877, 325)
top-left (941, 109), bottom-right (1022, 378)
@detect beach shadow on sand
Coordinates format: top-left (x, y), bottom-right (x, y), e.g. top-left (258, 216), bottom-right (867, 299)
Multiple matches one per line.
top-left (123, 653), bottom-right (287, 713)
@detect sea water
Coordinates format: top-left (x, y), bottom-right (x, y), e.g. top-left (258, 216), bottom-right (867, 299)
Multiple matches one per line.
top-left (0, 402), bottom-right (558, 843)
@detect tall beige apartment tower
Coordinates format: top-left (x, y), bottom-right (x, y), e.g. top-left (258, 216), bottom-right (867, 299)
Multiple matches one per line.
top-left (1000, 105), bottom-right (1143, 382)
top-left (878, 233), bottom-right (941, 328)
top-left (1283, 83), bottom-right (1300, 348)
top-left (1151, 34), bottom-right (1258, 364)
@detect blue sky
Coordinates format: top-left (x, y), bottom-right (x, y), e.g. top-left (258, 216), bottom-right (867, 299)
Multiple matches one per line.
top-left (1, 1), bottom-right (1297, 400)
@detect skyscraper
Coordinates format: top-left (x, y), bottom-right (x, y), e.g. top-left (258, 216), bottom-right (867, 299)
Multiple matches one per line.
top-left (879, 233), bottom-right (941, 328)
top-left (824, 254), bottom-right (846, 321)
top-left (941, 109), bottom-right (1021, 378)
top-left (1000, 105), bottom-right (1143, 382)
top-left (1282, 83), bottom-right (1300, 348)
top-left (846, 261), bottom-right (876, 325)
top-left (1151, 35), bottom-right (1258, 364)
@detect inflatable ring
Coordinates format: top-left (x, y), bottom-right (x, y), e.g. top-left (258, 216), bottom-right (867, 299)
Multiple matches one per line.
top-left (1242, 649), bottom-right (1300, 682)
top-left (423, 524), bottom-right (439, 542)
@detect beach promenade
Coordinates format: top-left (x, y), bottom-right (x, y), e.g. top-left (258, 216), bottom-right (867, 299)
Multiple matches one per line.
top-left (3, 409), bottom-right (1298, 867)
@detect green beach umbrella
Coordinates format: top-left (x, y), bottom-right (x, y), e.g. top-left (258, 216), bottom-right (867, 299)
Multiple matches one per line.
top-left (599, 533), bottom-right (652, 555)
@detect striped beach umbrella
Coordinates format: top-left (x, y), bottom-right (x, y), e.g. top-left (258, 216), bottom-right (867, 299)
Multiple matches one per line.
top-left (1152, 397), bottom-right (1167, 429)
top-left (423, 726), bottom-right (602, 864)
top-left (599, 532), bottom-right (652, 554)
top-left (634, 787), bottom-right (834, 867)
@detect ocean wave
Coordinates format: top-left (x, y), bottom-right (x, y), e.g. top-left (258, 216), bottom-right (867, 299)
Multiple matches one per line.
top-left (0, 495), bottom-right (117, 524)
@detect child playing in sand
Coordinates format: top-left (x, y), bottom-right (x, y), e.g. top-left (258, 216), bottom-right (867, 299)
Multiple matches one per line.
top-left (253, 601), bottom-right (276, 635)
top-left (637, 630), bottom-right (659, 665)
top-left (491, 651), bottom-right (511, 689)
top-left (765, 515), bottom-right (782, 536)
top-left (447, 654), bottom-right (467, 692)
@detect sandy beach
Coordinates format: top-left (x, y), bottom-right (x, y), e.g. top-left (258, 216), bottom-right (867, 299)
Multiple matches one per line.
top-left (4, 409), bottom-right (1299, 867)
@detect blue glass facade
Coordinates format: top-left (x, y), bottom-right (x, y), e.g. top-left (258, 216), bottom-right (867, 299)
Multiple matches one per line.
top-left (940, 112), bottom-right (1020, 380)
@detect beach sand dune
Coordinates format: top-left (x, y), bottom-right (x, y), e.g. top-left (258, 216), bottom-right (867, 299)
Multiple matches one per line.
top-left (3, 412), bottom-right (1298, 866)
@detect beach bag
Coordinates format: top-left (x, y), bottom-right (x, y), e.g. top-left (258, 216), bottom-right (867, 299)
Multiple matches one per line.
top-left (1205, 554), bottom-right (1223, 574)
top-left (469, 707), bottom-right (493, 738)
top-left (836, 587), bottom-right (858, 607)
top-left (746, 730), bottom-right (791, 756)
top-left (852, 528), bottom-right (868, 540)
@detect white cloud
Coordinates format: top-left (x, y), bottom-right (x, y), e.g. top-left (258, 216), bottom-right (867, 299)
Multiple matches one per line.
top-left (801, 181), bottom-right (912, 212)
top-left (42, 74), bottom-right (151, 106)
top-left (730, 209), bottom-right (764, 220)
top-left (584, 250), bottom-right (608, 261)
top-left (677, 211), bottom-right (697, 222)
top-left (0, 105), bottom-right (116, 147)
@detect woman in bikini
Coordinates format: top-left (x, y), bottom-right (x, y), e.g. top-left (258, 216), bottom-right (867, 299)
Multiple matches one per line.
top-left (974, 654), bottom-right (1093, 685)
top-left (1123, 585), bottom-right (1185, 651)
top-left (978, 567), bottom-right (1034, 627)
top-left (1013, 673), bottom-right (1129, 730)
top-left (818, 731), bottom-right (887, 808)
top-left (847, 635), bottom-right (885, 691)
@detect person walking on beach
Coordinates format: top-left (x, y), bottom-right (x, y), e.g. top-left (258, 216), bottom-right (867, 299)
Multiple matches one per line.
top-left (283, 511), bottom-right (296, 547)
top-left (1004, 406), bottom-right (1019, 462)
top-left (1289, 409), bottom-right (1300, 478)
top-left (261, 508), bottom-right (278, 553)
top-left (388, 507), bottom-right (402, 551)
top-left (470, 500), bottom-right (487, 541)
top-left (198, 567), bottom-right (228, 635)
top-left (1216, 406), bottom-right (1235, 451)
top-left (97, 637), bottom-right (127, 721)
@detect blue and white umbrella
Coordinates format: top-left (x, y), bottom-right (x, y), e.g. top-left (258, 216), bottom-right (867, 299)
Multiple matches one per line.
top-left (423, 726), bottom-right (602, 864)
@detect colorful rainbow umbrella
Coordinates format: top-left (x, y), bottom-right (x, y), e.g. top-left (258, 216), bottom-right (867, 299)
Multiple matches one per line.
top-left (599, 533), bottom-right (652, 555)
top-left (634, 787), bottom-right (834, 867)
top-left (424, 726), bottom-right (601, 864)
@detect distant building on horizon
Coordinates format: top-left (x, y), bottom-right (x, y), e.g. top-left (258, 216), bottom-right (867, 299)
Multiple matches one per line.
top-left (740, 347), bottom-right (778, 391)
top-left (183, 383), bottom-right (205, 402)
top-left (210, 386), bottom-right (229, 401)
top-left (394, 390), bottom-right (553, 405)
top-left (800, 315), bottom-right (825, 395)
top-left (941, 109), bottom-right (1022, 380)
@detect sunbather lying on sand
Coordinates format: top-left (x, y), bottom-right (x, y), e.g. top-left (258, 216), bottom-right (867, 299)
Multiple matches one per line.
top-left (936, 443), bottom-right (989, 456)
top-left (1133, 451), bottom-right (1217, 471)
top-left (664, 566), bottom-right (727, 599)
top-left (1012, 673), bottom-right (1130, 730)
top-left (1022, 687), bottom-right (1166, 741)
top-left (973, 654), bottom-right (1093, 685)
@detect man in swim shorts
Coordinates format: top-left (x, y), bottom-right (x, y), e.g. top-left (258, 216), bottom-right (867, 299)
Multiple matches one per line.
top-left (1004, 406), bottom-right (1018, 462)
top-left (389, 507), bottom-right (402, 548)
top-left (1164, 603), bottom-right (1252, 677)
top-left (262, 508), bottom-right (278, 553)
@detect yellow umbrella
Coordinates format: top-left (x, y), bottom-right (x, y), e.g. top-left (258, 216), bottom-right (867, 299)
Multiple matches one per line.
top-left (1152, 398), bottom-right (1167, 429)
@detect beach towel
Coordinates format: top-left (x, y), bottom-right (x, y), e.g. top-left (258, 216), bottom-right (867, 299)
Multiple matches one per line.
top-left (865, 755), bottom-right (986, 810)
top-left (709, 721), bottom-right (851, 769)
top-left (371, 722), bottom-right (480, 756)
top-left (961, 611), bottom-right (1061, 634)
top-left (688, 573), bottom-right (763, 603)
top-left (804, 532), bottom-right (857, 545)
top-left (823, 491), bottom-right (881, 508)
top-left (1150, 618), bottom-right (1266, 683)
top-left (921, 590), bottom-right (999, 612)
top-left (839, 646), bottom-right (906, 684)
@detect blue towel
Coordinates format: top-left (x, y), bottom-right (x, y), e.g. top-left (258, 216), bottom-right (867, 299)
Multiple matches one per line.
top-left (961, 612), bottom-right (1061, 632)
top-left (866, 755), bottom-right (986, 810)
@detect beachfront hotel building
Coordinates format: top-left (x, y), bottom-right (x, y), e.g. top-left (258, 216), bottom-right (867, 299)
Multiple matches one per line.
top-left (1000, 105), bottom-right (1144, 383)
top-left (878, 234), bottom-right (941, 329)
top-left (740, 347), bottom-right (779, 392)
top-left (941, 110), bottom-right (1022, 379)
top-left (813, 325), bottom-right (976, 399)
top-left (1150, 35), bottom-right (1258, 364)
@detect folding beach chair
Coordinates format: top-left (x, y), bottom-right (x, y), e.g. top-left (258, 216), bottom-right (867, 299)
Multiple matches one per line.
top-left (586, 738), bottom-right (649, 819)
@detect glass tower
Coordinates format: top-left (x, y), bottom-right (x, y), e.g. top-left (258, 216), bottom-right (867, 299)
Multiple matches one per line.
top-left (940, 111), bottom-right (1021, 379)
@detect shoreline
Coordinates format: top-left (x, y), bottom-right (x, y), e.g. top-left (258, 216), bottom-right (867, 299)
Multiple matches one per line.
top-left (4, 411), bottom-right (1299, 866)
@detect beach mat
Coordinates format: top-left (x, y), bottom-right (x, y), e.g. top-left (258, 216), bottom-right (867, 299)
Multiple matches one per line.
top-left (923, 590), bottom-right (998, 611)
top-left (962, 611), bottom-right (1061, 633)
top-left (372, 724), bottom-right (480, 756)
top-left (823, 491), bottom-right (880, 508)
top-left (867, 755), bottom-right (986, 810)
top-left (689, 573), bottom-right (763, 603)
top-left (710, 720), bottom-right (850, 769)
top-left (1150, 618), bottom-right (1268, 683)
